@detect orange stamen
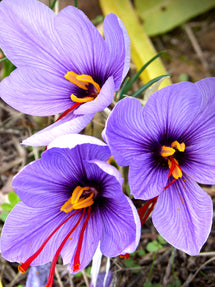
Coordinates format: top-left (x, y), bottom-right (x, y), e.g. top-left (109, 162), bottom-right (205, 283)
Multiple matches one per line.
top-left (61, 186), bottom-right (94, 213)
top-left (18, 209), bottom-right (81, 274)
top-left (45, 209), bottom-right (86, 287)
top-left (168, 157), bottom-right (182, 179)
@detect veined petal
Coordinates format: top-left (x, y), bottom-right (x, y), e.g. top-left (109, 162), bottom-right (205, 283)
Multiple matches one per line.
top-left (143, 82), bottom-right (202, 140)
top-left (129, 153), bottom-right (169, 200)
top-left (22, 112), bottom-right (94, 146)
top-left (100, 194), bottom-right (140, 257)
top-left (0, 0), bottom-right (64, 72)
top-left (55, 6), bottom-right (108, 76)
top-left (103, 13), bottom-right (130, 89)
top-left (0, 67), bottom-right (72, 116)
top-left (103, 97), bottom-right (151, 166)
top-left (74, 76), bottom-right (115, 115)
top-left (195, 77), bottom-right (215, 108)
top-left (182, 144), bottom-right (215, 184)
top-left (64, 209), bottom-right (102, 273)
top-left (152, 177), bottom-right (213, 255)
top-left (1, 202), bottom-right (81, 265)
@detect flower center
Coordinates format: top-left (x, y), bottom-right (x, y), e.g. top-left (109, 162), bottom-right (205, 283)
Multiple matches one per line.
top-left (18, 185), bottom-right (96, 286)
top-left (65, 71), bottom-right (101, 103)
top-left (161, 140), bottom-right (185, 180)
top-left (61, 186), bottom-right (94, 213)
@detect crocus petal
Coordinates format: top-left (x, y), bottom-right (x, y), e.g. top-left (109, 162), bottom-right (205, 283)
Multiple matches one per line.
top-left (0, 0), bottom-right (63, 72)
top-left (13, 143), bottom-right (111, 208)
top-left (152, 177), bottom-right (213, 255)
top-left (143, 82), bottom-right (202, 140)
top-left (1, 202), bottom-right (82, 265)
top-left (103, 97), bottom-right (151, 166)
top-left (100, 195), bottom-right (140, 257)
top-left (48, 134), bottom-right (111, 159)
top-left (128, 153), bottom-right (169, 200)
top-left (64, 209), bottom-right (102, 273)
top-left (22, 112), bottom-right (94, 146)
top-left (103, 14), bottom-right (130, 89)
top-left (182, 144), bottom-right (215, 184)
top-left (90, 243), bottom-right (103, 287)
top-left (54, 5), bottom-right (108, 76)
top-left (195, 77), bottom-right (215, 108)
top-left (74, 76), bottom-right (115, 115)
top-left (0, 67), bottom-right (71, 116)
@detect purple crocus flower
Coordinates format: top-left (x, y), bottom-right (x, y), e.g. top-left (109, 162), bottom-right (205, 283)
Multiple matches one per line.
top-left (103, 78), bottom-right (215, 255)
top-left (0, 0), bottom-right (130, 146)
top-left (1, 134), bottom-right (140, 287)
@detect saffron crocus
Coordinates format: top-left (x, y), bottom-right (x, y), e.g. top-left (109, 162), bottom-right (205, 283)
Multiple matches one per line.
top-left (103, 78), bottom-right (215, 255)
top-left (1, 134), bottom-right (140, 287)
top-left (0, 0), bottom-right (130, 146)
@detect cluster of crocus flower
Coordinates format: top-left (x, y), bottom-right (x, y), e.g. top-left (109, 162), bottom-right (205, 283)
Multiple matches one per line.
top-left (103, 78), bottom-right (215, 255)
top-left (1, 0), bottom-right (215, 286)
top-left (1, 134), bottom-right (140, 286)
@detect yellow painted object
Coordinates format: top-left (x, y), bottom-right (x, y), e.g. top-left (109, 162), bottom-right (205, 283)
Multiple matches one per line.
top-left (99, 0), bottom-right (171, 88)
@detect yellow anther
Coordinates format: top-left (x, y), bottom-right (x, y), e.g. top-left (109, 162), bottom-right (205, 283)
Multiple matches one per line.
top-left (71, 94), bottom-right (94, 103)
top-left (161, 146), bottom-right (175, 157)
top-left (61, 186), bottom-right (94, 213)
top-left (65, 71), bottom-right (88, 90)
top-left (77, 74), bottom-right (101, 94)
top-left (171, 141), bottom-right (185, 152)
top-left (168, 158), bottom-right (182, 179)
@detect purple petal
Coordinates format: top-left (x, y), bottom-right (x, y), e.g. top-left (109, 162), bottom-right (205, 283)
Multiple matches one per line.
top-left (103, 14), bottom-right (130, 89)
top-left (182, 144), bottom-right (215, 184)
top-left (128, 153), bottom-right (169, 200)
top-left (26, 263), bottom-right (51, 287)
top-left (100, 195), bottom-right (140, 257)
top-left (22, 112), bottom-right (94, 146)
top-left (0, 0), bottom-right (64, 72)
top-left (54, 6), bottom-right (108, 76)
top-left (1, 202), bottom-right (81, 265)
top-left (13, 143), bottom-right (110, 208)
top-left (143, 82), bottom-right (202, 140)
top-left (0, 67), bottom-right (72, 116)
top-left (152, 177), bottom-right (213, 255)
top-left (103, 97), bottom-right (150, 166)
top-left (48, 134), bottom-right (110, 153)
top-left (195, 77), bottom-right (215, 107)
top-left (65, 209), bottom-right (102, 273)
top-left (74, 76), bottom-right (115, 115)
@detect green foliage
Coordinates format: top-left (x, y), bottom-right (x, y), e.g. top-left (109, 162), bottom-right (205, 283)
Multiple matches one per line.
top-left (49, 0), bottom-right (57, 9)
top-left (146, 240), bottom-right (163, 253)
top-left (157, 235), bottom-right (167, 245)
top-left (166, 279), bottom-right (182, 287)
top-left (92, 15), bottom-right (104, 25)
top-left (144, 282), bottom-right (161, 287)
top-left (116, 52), bottom-right (168, 101)
top-left (1, 192), bottom-right (20, 222)
top-left (124, 258), bottom-right (141, 273)
top-left (135, 0), bottom-right (215, 36)
top-left (137, 249), bottom-right (146, 256)
top-left (2, 58), bottom-right (16, 79)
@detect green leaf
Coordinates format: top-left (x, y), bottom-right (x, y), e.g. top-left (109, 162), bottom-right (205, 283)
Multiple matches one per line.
top-left (167, 279), bottom-right (182, 287)
top-left (3, 58), bottom-right (16, 79)
top-left (0, 211), bottom-right (9, 222)
top-left (49, 0), bottom-right (57, 9)
top-left (131, 74), bottom-right (170, 98)
top-left (135, 0), bottom-right (215, 36)
top-left (146, 240), bottom-right (163, 253)
top-left (144, 282), bottom-right (161, 287)
top-left (137, 249), bottom-right (146, 256)
top-left (157, 235), bottom-right (167, 245)
top-left (1, 203), bottom-right (13, 212)
top-left (0, 56), bottom-right (7, 62)
top-left (124, 258), bottom-right (141, 273)
top-left (8, 192), bottom-right (20, 206)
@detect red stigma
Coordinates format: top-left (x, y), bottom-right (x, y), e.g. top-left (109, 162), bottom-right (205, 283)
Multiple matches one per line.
top-left (73, 206), bottom-right (91, 272)
top-left (18, 209), bottom-right (81, 274)
top-left (138, 197), bottom-right (158, 226)
top-left (56, 102), bottom-right (80, 122)
top-left (120, 253), bottom-right (130, 260)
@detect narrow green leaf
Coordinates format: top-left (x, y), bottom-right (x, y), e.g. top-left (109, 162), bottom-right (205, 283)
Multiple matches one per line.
top-left (116, 77), bottom-right (130, 101)
top-left (49, 0), bottom-right (57, 10)
top-left (74, 0), bottom-right (78, 8)
top-left (122, 51), bottom-right (166, 94)
top-left (131, 74), bottom-right (170, 98)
